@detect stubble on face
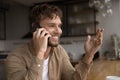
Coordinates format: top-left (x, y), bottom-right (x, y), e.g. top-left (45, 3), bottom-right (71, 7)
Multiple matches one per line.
top-left (40, 16), bottom-right (62, 47)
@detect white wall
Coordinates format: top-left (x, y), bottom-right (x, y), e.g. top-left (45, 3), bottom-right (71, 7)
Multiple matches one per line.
top-left (97, 0), bottom-right (120, 54)
top-left (61, 37), bottom-right (86, 61)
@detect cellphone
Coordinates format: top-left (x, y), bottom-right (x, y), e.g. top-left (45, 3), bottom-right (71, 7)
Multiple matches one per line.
top-left (31, 22), bottom-right (50, 46)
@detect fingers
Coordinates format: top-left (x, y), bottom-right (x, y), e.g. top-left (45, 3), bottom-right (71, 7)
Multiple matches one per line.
top-left (36, 28), bottom-right (45, 38)
top-left (86, 35), bottom-right (91, 44)
top-left (94, 28), bottom-right (104, 45)
top-left (85, 35), bottom-right (91, 54)
top-left (99, 28), bottom-right (104, 44)
top-left (33, 28), bottom-right (43, 40)
top-left (96, 28), bottom-right (104, 38)
top-left (33, 28), bottom-right (51, 40)
top-left (94, 38), bottom-right (101, 46)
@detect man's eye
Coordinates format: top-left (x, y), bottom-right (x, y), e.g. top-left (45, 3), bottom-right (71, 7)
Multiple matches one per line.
top-left (49, 25), bottom-right (55, 27)
top-left (49, 24), bottom-right (62, 28)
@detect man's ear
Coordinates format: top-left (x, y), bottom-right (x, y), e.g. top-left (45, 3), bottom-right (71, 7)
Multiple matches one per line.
top-left (31, 22), bottom-right (40, 33)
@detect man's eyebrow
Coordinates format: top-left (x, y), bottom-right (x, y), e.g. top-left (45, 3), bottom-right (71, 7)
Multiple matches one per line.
top-left (47, 23), bottom-right (62, 25)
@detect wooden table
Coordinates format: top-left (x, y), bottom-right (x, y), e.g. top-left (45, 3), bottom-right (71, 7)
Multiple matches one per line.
top-left (87, 59), bottom-right (120, 80)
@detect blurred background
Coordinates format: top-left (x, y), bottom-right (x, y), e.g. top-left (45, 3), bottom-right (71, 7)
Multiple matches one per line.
top-left (0, 0), bottom-right (120, 80)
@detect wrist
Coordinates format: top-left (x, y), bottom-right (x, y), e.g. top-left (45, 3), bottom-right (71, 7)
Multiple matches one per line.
top-left (37, 52), bottom-right (44, 60)
top-left (83, 53), bottom-right (94, 64)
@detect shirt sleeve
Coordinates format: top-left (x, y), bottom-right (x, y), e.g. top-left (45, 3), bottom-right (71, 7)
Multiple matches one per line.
top-left (6, 51), bottom-right (44, 80)
top-left (60, 46), bottom-right (93, 80)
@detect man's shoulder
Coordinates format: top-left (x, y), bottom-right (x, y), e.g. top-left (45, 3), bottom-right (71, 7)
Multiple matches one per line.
top-left (8, 43), bottom-right (29, 57)
top-left (53, 44), bottom-right (68, 57)
top-left (54, 44), bottom-right (64, 51)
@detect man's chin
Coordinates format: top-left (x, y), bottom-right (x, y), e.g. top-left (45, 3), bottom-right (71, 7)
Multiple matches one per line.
top-left (48, 42), bottom-right (59, 47)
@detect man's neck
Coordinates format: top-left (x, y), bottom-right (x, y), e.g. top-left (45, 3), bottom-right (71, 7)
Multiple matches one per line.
top-left (44, 47), bottom-right (51, 59)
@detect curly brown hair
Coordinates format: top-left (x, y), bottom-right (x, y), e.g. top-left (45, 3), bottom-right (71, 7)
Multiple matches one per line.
top-left (29, 4), bottom-right (62, 23)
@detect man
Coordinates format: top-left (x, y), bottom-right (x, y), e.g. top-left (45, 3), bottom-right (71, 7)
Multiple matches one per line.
top-left (6, 4), bottom-right (104, 80)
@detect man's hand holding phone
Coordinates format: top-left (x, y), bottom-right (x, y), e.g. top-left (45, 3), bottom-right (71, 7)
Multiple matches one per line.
top-left (32, 28), bottom-right (51, 60)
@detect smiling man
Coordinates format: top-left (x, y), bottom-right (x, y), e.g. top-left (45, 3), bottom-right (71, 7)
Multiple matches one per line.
top-left (6, 4), bottom-right (104, 80)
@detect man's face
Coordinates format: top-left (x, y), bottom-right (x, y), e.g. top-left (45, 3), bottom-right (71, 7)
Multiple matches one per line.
top-left (40, 16), bottom-right (62, 47)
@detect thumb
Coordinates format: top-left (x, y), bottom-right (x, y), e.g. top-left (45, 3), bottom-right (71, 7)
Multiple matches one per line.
top-left (86, 35), bottom-right (91, 43)
top-left (84, 35), bottom-right (91, 54)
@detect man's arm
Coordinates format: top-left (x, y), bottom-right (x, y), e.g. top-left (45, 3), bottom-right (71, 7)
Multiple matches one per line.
top-left (61, 28), bottom-right (104, 80)
top-left (61, 51), bottom-right (92, 80)
top-left (6, 51), bottom-right (44, 80)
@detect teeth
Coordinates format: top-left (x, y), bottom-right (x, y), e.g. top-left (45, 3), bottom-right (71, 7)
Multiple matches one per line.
top-left (53, 36), bottom-right (58, 39)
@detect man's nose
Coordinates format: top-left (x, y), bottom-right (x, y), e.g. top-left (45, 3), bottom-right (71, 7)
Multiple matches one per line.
top-left (54, 26), bottom-right (62, 33)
